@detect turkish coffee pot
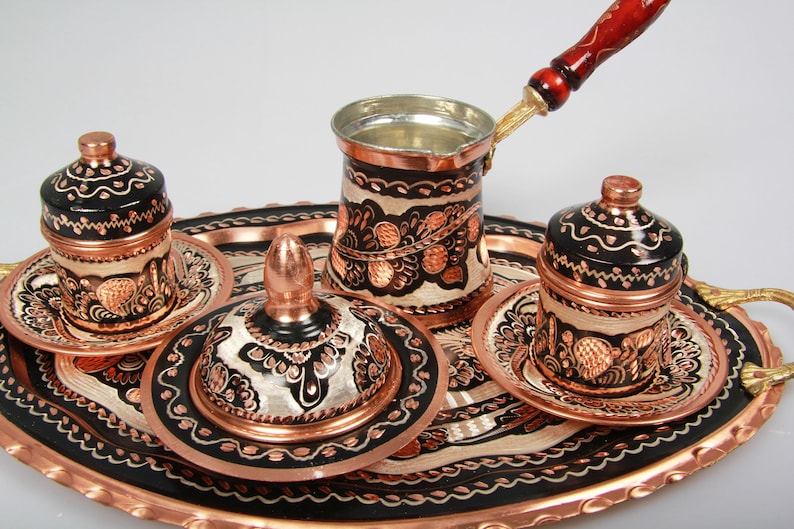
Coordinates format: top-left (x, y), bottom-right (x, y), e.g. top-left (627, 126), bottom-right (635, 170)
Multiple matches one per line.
top-left (323, 0), bottom-right (671, 328)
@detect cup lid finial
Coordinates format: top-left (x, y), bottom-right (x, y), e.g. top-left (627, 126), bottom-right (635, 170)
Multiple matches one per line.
top-left (78, 131), bottom-right (117, 167)
top-left (600, 175), bottom-right (642, 209)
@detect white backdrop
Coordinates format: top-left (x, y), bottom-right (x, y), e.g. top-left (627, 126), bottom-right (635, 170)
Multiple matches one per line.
top-left (1, 1), bottom-right (792, 527)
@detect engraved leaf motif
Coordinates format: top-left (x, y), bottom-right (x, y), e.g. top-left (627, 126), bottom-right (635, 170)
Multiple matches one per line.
top-left (96, 278), bottom-right (136, 315)
top-left (573, 337), bottom-right (614, 381)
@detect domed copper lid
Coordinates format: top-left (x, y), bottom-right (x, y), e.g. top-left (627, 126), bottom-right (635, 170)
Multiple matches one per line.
top-left (190, 233), bottom-right (401, 443)
top-left (40, 131), bottom-right (171, 240)
top-left (538, 175), bottom-right (684, 310)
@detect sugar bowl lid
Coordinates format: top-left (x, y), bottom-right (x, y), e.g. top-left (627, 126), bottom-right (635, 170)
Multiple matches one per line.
top-left (539, 175), bottom-right (684, 307)
top-left (40, 131), bottom-right (171, 240)
top-left (142, 232), bottom-right (448, 481)
top-left (191, 233), bottom-right (402, 443)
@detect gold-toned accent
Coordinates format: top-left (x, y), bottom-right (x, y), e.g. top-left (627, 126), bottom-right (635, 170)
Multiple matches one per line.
top-left (485, 86), bottom-right (549, 173)
top-left (0, 262), bottom-right (19, 281)
top-left (741, 362), bottom-right (794, 397)
top-left (493, 85), bottom-right (549, 146)
top-left (695, 281), bottom-right (794, 396)
top-left (694, 282), bottom-right (794, 311)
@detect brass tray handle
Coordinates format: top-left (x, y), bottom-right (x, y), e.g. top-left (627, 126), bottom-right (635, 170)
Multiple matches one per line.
top-left (695, 281), bottom-right (794, 397)
top-left (0, 262), bottom-right (18, 282)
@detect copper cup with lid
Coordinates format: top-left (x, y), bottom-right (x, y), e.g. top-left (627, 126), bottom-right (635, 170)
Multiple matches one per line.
top-left (533, 175), bottom-right (685, 397)
top-left (39, 131), bottom-right (177, 333)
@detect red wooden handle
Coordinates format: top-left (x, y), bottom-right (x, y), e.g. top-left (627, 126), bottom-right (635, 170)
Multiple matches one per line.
top-left (529, 0), bottom-right (670, 111)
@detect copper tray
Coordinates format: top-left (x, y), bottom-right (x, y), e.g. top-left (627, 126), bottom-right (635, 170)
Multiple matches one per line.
top-left (0, 203), bottom-right (783, 528)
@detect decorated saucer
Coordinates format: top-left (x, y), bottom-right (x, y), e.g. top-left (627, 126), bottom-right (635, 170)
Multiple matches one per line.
top-left (0, 233), bottom-right (234, 356)
top-left (141, 291), bottom-right (447, 482)
top-left (141, 233), bottom-right (448, 482)
top-left (471, 280), bottom-right (729, 426)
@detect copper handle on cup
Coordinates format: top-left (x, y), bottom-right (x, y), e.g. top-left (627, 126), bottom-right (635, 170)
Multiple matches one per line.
top-left (489, 0), bottom-right (671, 163)
top-left (695, 281), bottom-right (794, 397)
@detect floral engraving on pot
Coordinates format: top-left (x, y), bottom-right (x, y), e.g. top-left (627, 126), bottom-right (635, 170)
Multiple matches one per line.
top-left (0, 234), bottom-right (231, 355)
top-left (327, 199), bottom-right (483, 296)
top-left (203, 339), bottom-right (260, 415)
top-left (95, 277), bottom-right (137, 314)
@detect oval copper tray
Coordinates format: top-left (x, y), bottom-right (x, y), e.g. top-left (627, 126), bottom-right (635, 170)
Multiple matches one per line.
top-left (0, 203), bottom-right (783, 528)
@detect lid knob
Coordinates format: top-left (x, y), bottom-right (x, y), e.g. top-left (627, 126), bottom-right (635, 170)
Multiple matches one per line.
top-left (263, 233), bottom-right (321, 323)
top-left (78, 131), bottom-right (117, 167)
top-left (599, 175), bottom-right (642, 209)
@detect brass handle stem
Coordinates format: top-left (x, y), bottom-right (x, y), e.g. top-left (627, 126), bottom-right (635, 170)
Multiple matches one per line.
top-left (741, 362), bottom-right (794, 397)
top-left (694, 282), bottom-right (794, 312)
top-left (695, 281), bottom-right (794, 397)
top-left (0, 262), bottom-right (19, 281)
top-left (485, 86), bottom-right (548, 173)
top-left (492, 86), bottom-right (549, 147)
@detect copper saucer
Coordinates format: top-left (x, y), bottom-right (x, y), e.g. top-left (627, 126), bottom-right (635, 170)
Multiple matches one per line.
top-left (141, 290), bottom-right (448, 482)
top-left (0, 233), bottom-right (233, 356)
top-left (472, 280), bottom-right (729, 426)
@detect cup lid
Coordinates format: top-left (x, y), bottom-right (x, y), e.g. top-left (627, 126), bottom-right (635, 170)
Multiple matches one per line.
top-left (40, 131), bottom-right (171, 240)
top-left (541, 175), bottom-right (684, 295)
top-left (191, 233), bottom-right (402, 443)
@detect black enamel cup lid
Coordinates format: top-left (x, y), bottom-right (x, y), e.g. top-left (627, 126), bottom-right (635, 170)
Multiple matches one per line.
top-left (542, 175), bottom-right (684, 294)
top-left (40, 131), bottom-right (171, 240)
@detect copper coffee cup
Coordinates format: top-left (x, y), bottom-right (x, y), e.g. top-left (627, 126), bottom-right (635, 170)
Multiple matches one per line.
top-left (532, 175), bottom-right (685, 397)
top-left (39, 132), bottom-right (177, 333)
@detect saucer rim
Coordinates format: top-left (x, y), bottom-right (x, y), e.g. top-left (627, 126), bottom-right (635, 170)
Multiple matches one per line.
top-left (472, 279), bottom-right (730, 426)
top-left (0, 233), bottom-right (234, 356)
